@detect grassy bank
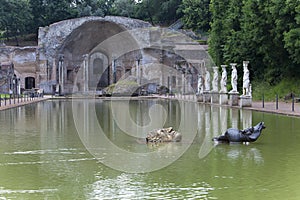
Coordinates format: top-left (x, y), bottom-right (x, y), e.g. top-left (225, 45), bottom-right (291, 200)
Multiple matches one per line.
top-left (0, 94), bottom-right (11, 98)
top-left (252, 78), bottom-right (300, 101)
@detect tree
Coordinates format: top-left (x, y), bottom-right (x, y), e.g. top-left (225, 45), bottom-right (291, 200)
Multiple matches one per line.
top-left (208, 0), bottom-right (230, 65)
top-left (0, 0), bottom-right (32, 44)
top-left (156, 0), bottom-right (183, 25)
top-left (284, 28), bottom-right (300, 64)
top-left (135, 0), bottom-right (182, 25)
top-left (110, 0), bottom-right (136, 18)
top-left (135, 0), bottom-right (159, 25)
top-left (282, 1), bottom-right (300, 67)
top-left (76, 0), bottom-right (114, 17)
top-left (208, 0), bottom-right (300, 84)
top-left (43, 0), bottom-right (78, 25)
top-left (222, 0), bottom-right (244, 63)
top-left (29, 0), bottom-right (46, 31)
top-left (180, 0), bottom-right (211, 32)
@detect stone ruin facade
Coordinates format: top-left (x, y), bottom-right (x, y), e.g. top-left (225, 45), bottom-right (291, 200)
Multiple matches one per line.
top-left (0, 16), bottom-right (210, 95)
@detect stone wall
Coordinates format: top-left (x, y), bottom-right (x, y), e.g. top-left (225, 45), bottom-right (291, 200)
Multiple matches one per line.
top-left (0, 46), bottom-right (39, 91)
top-left (0, 16), bottom-right (211, 95)
top-left (37, 16), bottom-right (152, 94)
top-left (38, 16), bottom-right (152, 58)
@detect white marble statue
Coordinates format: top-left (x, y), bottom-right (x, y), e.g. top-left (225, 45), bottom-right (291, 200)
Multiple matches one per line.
top-left (205, 68), bottom-right (211, 91)
top-left (197, 74), bottom-right (204, 94)
top-left (230, 63), bottom-right (238, 93)
top-left (242, 61), bottom-right (250, 96)
top-left (220, 65), bottom-right (227, 93)
top-left (212, 67), bottom-right (219, 92)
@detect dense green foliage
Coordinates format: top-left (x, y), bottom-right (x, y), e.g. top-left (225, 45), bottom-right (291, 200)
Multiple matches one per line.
top-left (0, 0), bottom-right (183, 42)
top-left (180, 0), bottom-right (211, 32)
top-left (135, 0), bottom-right (182, 25)
top-left (0, 0), bottom-right (32, 44)
top-left (253, 78), bottom-right (300, 101)
top-left (1, 0), bottom-right (300, 96)
top-left (209, 0), bottom-right (300, 85)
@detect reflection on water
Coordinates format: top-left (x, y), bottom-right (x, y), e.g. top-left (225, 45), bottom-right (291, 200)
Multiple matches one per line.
top-left (214, 145), bottom-right (264, 165)
top-left (198, 106), bottom-right (255, 159)
top-left (72, 99), bottom-right (198, 173)
top-left (0, 100), bottom-right (300, 199)
top-left (87, 173), bottom-right (214, 200)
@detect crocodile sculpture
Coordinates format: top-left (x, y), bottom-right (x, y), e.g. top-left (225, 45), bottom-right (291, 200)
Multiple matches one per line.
top-left (213, 122), bottom-right (266, 143)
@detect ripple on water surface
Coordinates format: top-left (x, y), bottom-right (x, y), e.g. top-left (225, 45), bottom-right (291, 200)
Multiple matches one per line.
top-left (86, 173), bottom-right (215, 199)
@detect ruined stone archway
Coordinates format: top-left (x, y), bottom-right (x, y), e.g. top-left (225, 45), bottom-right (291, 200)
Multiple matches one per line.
top-left (37, 16), bottom-right (150, 94)
top-left (28, 16), bottom-right (212, 95)
top-left (58, 20), bottom-right (142, 93)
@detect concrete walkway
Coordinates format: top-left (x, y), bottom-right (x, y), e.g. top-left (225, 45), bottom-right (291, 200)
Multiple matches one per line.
top-left (247, 101), bottom-right (300, 117)
top-left (157, 94), bottom-right (300, 117)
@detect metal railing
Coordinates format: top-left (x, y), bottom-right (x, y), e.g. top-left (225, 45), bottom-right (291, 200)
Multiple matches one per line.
top-left (261, 93), bottom-right (298, 112)
top-left (0, 94), bottom-right (43, 107)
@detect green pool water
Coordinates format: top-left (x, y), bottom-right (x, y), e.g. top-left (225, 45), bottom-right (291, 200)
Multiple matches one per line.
top-left (0, 99), bottom-right (299, 199)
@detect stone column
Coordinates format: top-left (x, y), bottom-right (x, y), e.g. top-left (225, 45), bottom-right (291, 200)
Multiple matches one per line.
top-left (159, 49), bottom-right (166, 89)
top-left (212, 66), bottom-right (219, 92)
top-left (211, 66), bottom-right (219, 104)
top-left (58, 55), bottom-right (64, 95)
top-left (229, 63), bottom-right (239, 106)
top-left (83, 54), bottom-right (89, 93)
top-left (240, 61), bottom-right (252, 107)
top-left (186, 73), bottom-right (192, 95)
top-left (204, 68), bottom-right (211, 92)
top-left (182, 71), bottom-right (185, 96)
top-left (197, 74), bottom-right (204, 102)
top-left (175, 65), bottom-right (180, 97)
top-left (112, 57), bottom-right (116, 84)
top-left (242, 61), bottom-right (250, 96)
top-left (140, 63), bottom-right (143, 86)
top-left (17, 78), bottom-right (21, 95)
top-left (186, 64), bottom-right (191, 95)
top-left (203, 68), bottom-right (211, 103)
top-left (219, 65), bottom-right (228, 105)
top-left (168, 68), bottom-right (172, 95)
top-left (51, 58), bottom-right (56, 84)
top-left (136, 59), bottom-right (140, 84)
top-left (220, 65), bottom-right (228, 93)
top-left (229, 63), bottom-right (238, 93)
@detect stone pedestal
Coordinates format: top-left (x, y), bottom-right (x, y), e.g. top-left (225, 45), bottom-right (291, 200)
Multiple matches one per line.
top-left (219, 93), bottom-right (228, 105)
top-left (240, 95), bottom-right (252, 107)
top-left (197, 94), bottom-right (204, 102)
top-left (203, 92), bottom-right (211, 103)
top-left (211, 92), bottom-right (219, 104)
top-left (229, 92), bottom-right (239, 106)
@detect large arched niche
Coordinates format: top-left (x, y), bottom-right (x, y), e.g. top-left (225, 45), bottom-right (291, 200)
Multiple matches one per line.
top-left (60, 20), bottom-right (127, 60)
top-left (85, 24), bottom-right (143, 91)
top-left (89, 52), bottom-right (109, 88)
top-left (56, 20), bottom-right (141, 93)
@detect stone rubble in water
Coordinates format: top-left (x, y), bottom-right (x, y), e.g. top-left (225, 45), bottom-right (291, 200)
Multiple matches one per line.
top-left (146, 127), bottom-right (182, 143)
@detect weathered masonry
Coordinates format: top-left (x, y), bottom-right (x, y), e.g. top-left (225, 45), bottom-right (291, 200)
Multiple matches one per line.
top-left (0, 16), bottom-right (209, 95)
